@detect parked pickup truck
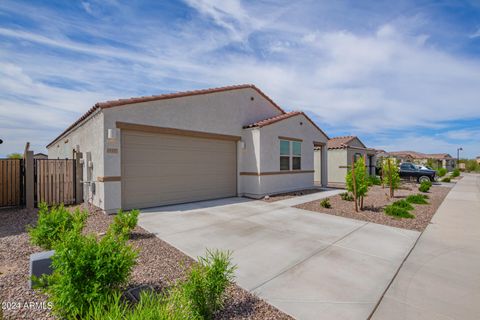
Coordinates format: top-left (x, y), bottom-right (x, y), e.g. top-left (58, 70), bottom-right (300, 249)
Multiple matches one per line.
top-left (399, 162), bottom-right (436, 182)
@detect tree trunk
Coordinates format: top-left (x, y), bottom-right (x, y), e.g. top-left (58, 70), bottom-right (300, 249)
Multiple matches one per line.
top-left (352, 155), bottom-right (358, 212)
top-left (388, 159), bottom-right (394, 198)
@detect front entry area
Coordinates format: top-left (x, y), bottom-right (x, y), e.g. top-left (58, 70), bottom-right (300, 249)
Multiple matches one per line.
top-left (121, 129), bottom-right (237, 209)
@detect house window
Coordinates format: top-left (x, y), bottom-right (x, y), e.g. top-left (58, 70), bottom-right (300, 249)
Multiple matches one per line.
top-left (292, 141), bottom-right (301, 170)
top-left (280, 140), bottom-right (302, 170)
top-left (354, 153), bottom-right (362, 162)
top-left (280, 140), bottom-right (290, 170)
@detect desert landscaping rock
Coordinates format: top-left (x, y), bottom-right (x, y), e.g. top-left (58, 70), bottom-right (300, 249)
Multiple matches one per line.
top-left (0, 205), bottom-right (292, 320)
top-left (296, 184), bottom-right (451, 231)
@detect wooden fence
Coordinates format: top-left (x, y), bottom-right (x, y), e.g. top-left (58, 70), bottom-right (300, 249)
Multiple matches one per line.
top-left (0, 159), bottom-right (24, 208)
top-left (34, 159), bottom-right (76, 206)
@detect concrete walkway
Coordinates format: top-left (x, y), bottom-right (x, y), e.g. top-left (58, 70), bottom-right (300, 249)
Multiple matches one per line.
top-left (273, 189), bottom-right (343, 206)
top-left (372, 174), bottom-right (480, 320)
top-left (140, 196), bottom-right (419, 320)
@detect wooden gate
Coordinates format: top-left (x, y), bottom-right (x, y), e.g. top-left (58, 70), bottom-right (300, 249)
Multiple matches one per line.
top-left (34, 159), bottom-right (76, 206)
top-left (0, 159), bottom-right (24, 208)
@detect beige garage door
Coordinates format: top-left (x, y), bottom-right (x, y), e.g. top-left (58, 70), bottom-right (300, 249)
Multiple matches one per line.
top-left (122, 130), bottom-right (237, 209)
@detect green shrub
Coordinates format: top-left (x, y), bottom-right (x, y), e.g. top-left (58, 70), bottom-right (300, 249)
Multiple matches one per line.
top-left (419, 180), bottom-right (432, 193)
top-left (84, 289), bottom-right (198, 320)
top-left (28, 203), bottom-right (87, 250)
top-left (437, 168), bottom-right (447, 177)
top-left (384, 205), bottom-right (415, 219)
top-left (320, 198), bottom-right (331, 208)
top-left (340, 192), bottom-right (354, 201)
top-left (441, 177), bottom-right (451, 182)
top-left (452, 168), bottom-right (460, 177)
top-left (392, 200), bottom-right (414, 210)
top-left (406, 194), bottom-right (429, 204)
top-left (109, 209), bottom-right (140, 238)
top-left (182, 250), bottom-right (236, 319)
top-left (44, 230), bottom-right (137, 318)
top-left (84, 250), bottom-right (235, 320)
top-left (366, 175), bottom-right (382, 186)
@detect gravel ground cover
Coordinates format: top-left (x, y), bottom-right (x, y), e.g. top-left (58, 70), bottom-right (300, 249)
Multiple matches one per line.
top-left (263, 188), bottom-right (324, 202)
top-left (0, 205), bottom-right (292, 320)
top-left (295, 184), bottom-right (451, 231)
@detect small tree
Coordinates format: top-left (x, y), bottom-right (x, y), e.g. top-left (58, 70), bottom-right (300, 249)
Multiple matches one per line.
top-left (346, 156), bottom-right (369, 211)
top-left (382, 158), bottom-right (400, 198)
top-left (7, 153), bottom-right (22, 159)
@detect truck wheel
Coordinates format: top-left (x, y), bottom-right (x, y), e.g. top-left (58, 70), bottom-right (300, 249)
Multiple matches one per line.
top-left (418, 176), bottom-right (430, 183)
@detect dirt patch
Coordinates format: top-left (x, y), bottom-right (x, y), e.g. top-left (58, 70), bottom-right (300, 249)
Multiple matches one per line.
top-left (263, 188), bottom-right (325, 202)
top-left (295, 184), bottom-right (451, 231)
top-left (0, 205), bottom-right (292, 320)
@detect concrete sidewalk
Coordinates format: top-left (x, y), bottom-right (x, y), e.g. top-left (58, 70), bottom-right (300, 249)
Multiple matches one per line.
top-left (372, 174), bottom-right (480, 320)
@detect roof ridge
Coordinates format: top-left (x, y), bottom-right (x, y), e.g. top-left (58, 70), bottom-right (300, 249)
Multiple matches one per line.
top-left (47, 84), bottom-right (285, 148)
top-left (330, 135), bottom-right (356, 140)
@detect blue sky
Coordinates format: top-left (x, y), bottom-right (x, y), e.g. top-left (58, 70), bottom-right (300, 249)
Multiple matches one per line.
top-left (1, 0), bottom-right (479, 158)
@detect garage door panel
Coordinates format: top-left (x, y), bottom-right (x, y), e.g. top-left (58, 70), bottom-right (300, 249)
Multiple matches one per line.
top-left (122, 130), bottom-right (237, 209)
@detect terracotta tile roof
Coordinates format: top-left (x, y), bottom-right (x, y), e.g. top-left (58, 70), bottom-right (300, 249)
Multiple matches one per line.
top-left (385, 151), bottom-right (453, 160)
top-left (427, 153), bottom-right (453, 159)
top-left (46, 84), bottom-right (285, 148)
top-left (327, 136), bottom-right (357, 149)
top-left (243, 111), bottom-right (302, 128)
top-left (243, 111), bottom-right (330, 139)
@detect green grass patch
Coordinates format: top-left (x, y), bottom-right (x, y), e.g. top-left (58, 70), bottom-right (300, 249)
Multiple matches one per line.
top-left (441, 177), bottom-right (451, 182)
top-left (419, 180), bottom-right (432, 193)
top-left (392, 199), bottom-right (414, 210)
top-left (452, 168), bottom-right (460, 177)
top-left (384, 205), bottom-right (415, 219)
top-left (340, 192), bottom-right (354, 201)
top-left (406, 194), bottom-right (429, 204)
top-left (320, 198), bottom-right (331, 208)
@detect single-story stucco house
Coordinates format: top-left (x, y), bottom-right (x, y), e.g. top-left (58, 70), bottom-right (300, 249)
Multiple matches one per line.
top-left (47, 84), bottom-right (329, 213)
top-left (385, 151), bottom-right (456, 171)
top-left (327, 136), bottom-right (376, 187)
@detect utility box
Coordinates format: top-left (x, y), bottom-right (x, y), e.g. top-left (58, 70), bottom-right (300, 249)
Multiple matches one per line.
top-left (29, 250), bottom-right (55, 288)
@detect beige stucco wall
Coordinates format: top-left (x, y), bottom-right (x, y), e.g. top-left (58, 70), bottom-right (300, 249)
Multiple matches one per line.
top-left (245, 113), bottom-right (328, 197)
top-left (314, 149), bottom-right (321, 183)
top-left (46, 87), bottom-right (330, 211)
top-left (102, 87), bottom-right (283, 212)
top-left (328, 147), bottom-right (377, 185)
top-left (347, 138), bottom-right (365, 148)
top-left (47, 111), bottom-right (105, 208)
top-left (328, 149), bottom-right (348, 184)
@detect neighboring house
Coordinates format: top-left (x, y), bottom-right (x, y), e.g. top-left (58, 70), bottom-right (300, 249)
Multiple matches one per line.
top-left (47, 84), bottom-right (329, 213)
top-left (327, 136), bottom-right (376, 187)
top-left (33, 153), bottom-right (48, 159)
top-left (476, 156), bottom-right (480, 165)
top-left (386, 151), bottom-right (456, 171)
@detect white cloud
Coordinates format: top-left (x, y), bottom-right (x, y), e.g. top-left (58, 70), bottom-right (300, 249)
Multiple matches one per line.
top-left (0, 1), bottom-right (480, 157)
top-left (469, 27), bottom-right (480, 39)
top-left (81, 1), bottom-right (93, 15)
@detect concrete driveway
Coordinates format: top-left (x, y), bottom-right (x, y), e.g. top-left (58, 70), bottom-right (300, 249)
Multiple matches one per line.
top-left (139, 195), bottom-right (419, 320)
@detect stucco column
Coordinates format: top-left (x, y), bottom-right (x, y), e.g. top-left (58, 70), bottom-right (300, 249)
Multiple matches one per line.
top-left (321, 146), bottom-right (328, 187)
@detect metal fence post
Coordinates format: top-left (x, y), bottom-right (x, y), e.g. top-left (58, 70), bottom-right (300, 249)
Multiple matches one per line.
top-left (25, 151), bottom-right (34, 209)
